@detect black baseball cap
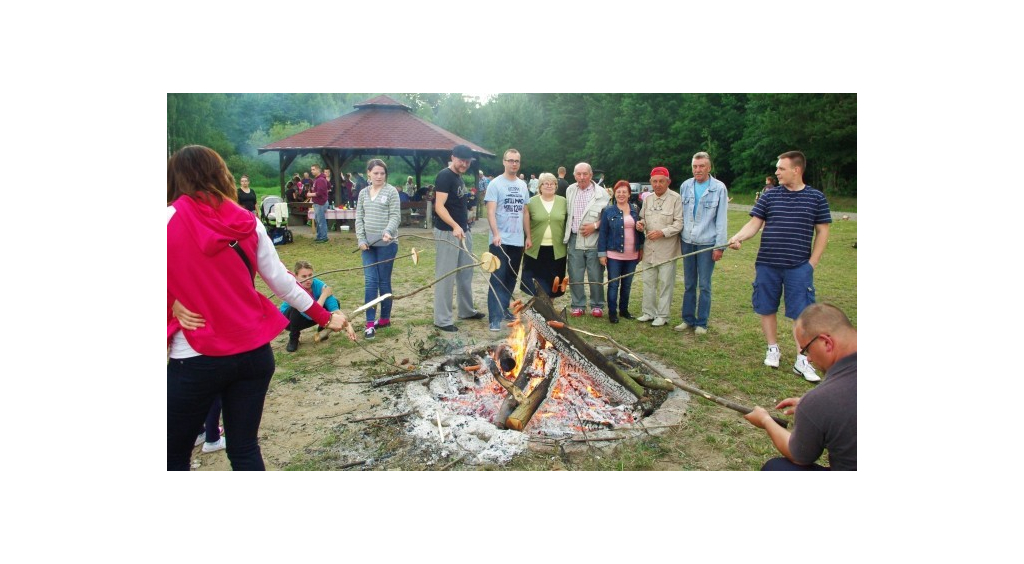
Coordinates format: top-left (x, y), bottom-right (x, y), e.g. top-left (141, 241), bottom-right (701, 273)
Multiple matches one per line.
top-left (452, 144), bottom-right (474, 160)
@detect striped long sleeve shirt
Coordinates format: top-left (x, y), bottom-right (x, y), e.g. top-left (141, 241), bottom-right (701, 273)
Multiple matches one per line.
top-left (355, 183), bottom-right (402, 247)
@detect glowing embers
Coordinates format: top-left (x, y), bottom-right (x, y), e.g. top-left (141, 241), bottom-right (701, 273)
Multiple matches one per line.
top-left (442, 314), bottom-right (644, 435)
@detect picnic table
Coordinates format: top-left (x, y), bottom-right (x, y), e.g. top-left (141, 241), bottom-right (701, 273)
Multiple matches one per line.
top-left (307, 207), bottom-right (357, 231)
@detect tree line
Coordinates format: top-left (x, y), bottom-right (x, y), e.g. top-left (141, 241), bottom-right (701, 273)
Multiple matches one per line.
top-left (168, 93), bottom-right (856, 195)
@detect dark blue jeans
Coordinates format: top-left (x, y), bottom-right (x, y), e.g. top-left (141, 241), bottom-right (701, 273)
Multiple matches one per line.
top-left (167, 344), bottom-right (275, 470)
top-left (361, 243), bottom-right (397, 323)
top-left (605, 257), bottom-right (638, 315)
top-left (762, 457), bottom-right (829, 471)
top-left (204, 396), bottom-right (222, 442)
top-left (487, 243), bottom-right (523, 328)
top-left (682, 242), bottom-right (716, 328)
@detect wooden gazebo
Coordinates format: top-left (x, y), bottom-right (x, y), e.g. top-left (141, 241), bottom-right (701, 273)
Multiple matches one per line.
top-left (258, 95), bottom-right (494, 201)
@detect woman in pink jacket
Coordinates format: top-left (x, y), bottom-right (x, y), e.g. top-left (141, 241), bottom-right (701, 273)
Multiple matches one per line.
top-left (167, 145), bottom-right (355, 471)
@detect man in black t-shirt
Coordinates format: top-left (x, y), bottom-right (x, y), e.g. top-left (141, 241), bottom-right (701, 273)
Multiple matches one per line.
top-left (556, 166), bottom-right (570, 197)
top-left (432, 144), bottom-right (485, 332)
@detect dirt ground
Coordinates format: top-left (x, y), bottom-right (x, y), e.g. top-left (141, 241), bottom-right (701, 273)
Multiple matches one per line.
top-left (191, 277), bottom-right (498, 471)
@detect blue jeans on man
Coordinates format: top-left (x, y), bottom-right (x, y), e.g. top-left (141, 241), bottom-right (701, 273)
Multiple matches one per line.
top-left (567, 234), bottom-right (605, 310)
top-left (487, 243), bottom-right (523, 329)
top-left (362, 243), bottom-right (398, 324)
top-left (605, 258), bottom-right (638, 315)
top-left (313, 202), bottom-right (328, 242)
top-left (682, 242), bottom-right (716, 328)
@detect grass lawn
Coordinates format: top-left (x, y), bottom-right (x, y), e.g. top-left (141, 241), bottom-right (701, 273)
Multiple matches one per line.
top-left (259, 205), bottom-right (856, 470)
top-left (730, 190), bottom-right (857, 212)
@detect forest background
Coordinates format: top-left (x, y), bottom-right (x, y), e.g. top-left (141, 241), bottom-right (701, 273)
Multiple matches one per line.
top-left (167, 93), bottom-right (856, 196)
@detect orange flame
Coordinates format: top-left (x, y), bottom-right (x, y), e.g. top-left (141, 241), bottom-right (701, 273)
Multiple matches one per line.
top-left (506, 324), bottom-right (527, 374)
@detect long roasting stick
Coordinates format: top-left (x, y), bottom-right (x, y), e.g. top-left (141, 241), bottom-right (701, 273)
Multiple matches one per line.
top-left (545, 320), bottom-right (790, 428)
top-left (566, 243), bottom-right (733, 288)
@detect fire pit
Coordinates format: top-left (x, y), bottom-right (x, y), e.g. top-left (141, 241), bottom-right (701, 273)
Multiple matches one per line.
top-left (391, 291), bottom-right (690, 466)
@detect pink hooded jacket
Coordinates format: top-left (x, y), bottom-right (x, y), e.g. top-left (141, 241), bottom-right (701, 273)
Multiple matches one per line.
top-left (167, 194), bottom-right (329, 356)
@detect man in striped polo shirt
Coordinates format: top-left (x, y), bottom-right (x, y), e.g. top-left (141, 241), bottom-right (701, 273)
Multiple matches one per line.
top-left (728, 151), bottom-right (832, 382)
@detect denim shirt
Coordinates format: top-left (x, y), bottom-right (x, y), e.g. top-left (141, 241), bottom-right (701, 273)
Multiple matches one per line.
top-left (597, 202), bottom-right (644, 257)
top-left (679, 176), bottom-right (729, 246)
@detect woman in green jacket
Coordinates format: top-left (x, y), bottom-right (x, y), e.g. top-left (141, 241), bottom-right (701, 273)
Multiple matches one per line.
top-left (521, 172), bottom-right (568, 297)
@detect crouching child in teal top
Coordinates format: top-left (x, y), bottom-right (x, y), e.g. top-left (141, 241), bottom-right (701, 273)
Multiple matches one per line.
top-left (280, 260), bottom-right (340, 352)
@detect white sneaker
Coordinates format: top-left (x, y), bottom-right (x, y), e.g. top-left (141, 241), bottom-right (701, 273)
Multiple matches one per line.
top-left (636, 314), bottom-right (655, 322)
top-left (202, 436), bottom-right (226, 453)
top-left (651, 317), bottom-right (667, 327)
top-left (694, 326), bottom-right (708, 335)
top-left (793, 358), bottom-right (821, 382)
top-left (673, 322), bottom-right (691, 332)
top-left (764, 347), bottom-right (781, 368)
top-left (195, 432), bottom-right (206, 447)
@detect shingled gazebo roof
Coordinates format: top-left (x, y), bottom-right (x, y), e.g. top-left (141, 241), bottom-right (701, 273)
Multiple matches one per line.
top-left (258, 95), bottom-right (493, 199)
top-left (258, 95), bottom-right (493, 157)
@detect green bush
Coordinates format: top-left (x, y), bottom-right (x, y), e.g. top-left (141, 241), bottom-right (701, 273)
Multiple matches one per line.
top-left (225, 154), bottom-right (277, 185)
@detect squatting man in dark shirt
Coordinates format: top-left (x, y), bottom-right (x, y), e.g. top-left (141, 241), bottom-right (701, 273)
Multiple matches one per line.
top-left (743, 303), bottom-right (857, 471)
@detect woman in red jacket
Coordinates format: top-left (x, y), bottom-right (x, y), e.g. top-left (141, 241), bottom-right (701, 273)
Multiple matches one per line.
top-left (167, 145), bottom-right (355, 471)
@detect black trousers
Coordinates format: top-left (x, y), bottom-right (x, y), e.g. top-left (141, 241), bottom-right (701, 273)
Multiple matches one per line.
top-left (286, 307), bottom-right (317, 340)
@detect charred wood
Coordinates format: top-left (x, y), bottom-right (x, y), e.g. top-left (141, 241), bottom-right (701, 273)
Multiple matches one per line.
top-left (529, 283), bottom-right (644, 399)
top-left (506, 356), bottom-right (560, 431)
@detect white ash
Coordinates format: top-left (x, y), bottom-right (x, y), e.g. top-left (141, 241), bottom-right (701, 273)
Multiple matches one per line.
top-left (403, 350), bottom-right (531, 465)
top-left (399, 340), bottom-right (691, 463)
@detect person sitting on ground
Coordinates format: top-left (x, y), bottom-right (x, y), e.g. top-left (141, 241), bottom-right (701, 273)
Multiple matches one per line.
top-left (743, 303), bottom-right (857, 471)
top-left (279, 261), bottom-right (341, 352)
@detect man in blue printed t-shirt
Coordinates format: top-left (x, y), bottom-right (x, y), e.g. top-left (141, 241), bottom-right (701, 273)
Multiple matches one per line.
top-left (729, 151), bottom-right (832, 382)
top-left (484, 148), bottom-right (528, 332)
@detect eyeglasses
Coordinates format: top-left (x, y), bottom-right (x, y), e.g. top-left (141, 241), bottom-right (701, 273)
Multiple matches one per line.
top-left (504, 159), bottom-right (520, 164)
top-left (799, 334), bottom-right (821, 356)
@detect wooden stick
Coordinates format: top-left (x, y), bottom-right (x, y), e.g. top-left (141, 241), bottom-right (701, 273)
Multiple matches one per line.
top-left (340, 460), bottom-right (367, 469)
top-left (369, 371), bottom-right (452, 387)
top-left (564, 243), bottom-right (733, 288)
top-left (349, 411), bottom-right (412, 423)
top-left (389, 262), bottom-right (483, 301)
top-left (548, 320), bottom-right (790, 428)
top-left (440, 455), bottom-right (464, 471)
top-left (370, 373), bottom-right (428, 387)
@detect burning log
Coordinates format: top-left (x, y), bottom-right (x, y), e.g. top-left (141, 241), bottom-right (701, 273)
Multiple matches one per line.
top-left (493, 369), bottom-right (530, 429)
top-left (493, 333), bottom-right (542, 428)
top-left (505, 355), bottom-right (560, 431)
top-left (530, 284), bottom-right (644, 399)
